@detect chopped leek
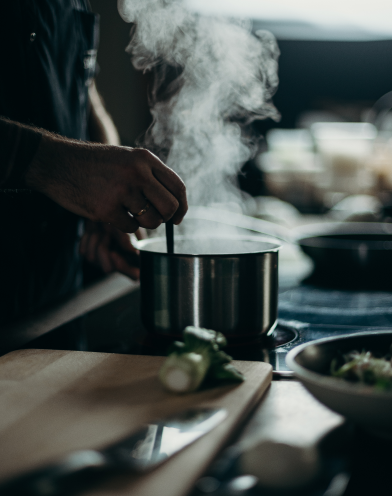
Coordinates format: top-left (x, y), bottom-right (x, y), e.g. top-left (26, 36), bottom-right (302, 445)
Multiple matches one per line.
top-left (159, 326), bottom-right (244, 393)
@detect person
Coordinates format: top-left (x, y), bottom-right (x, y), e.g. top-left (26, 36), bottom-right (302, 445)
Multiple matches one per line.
top-left (0, 0), bottom-right (187, 325)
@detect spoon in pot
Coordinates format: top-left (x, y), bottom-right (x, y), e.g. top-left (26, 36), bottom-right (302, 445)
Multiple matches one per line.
top-left (166, 220), bottom-right (174, 254)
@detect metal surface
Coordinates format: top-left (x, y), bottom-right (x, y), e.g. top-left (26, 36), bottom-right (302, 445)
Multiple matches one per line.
top-left (0, 407), bottom-right (227, 496)
top-left (104, 407), bottom-right (227, 471)
top-left (138, 236), bottom-right (280, 339)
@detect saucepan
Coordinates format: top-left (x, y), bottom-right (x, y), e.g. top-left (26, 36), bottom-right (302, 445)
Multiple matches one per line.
top-left (286, 331), bottom-right (392, 437)
top-left (186, 207), bottom-right (392, 289)
top-left (137, 235), bottom-right (280, 340)
top-left (295, 222), bottom-right (392, 288)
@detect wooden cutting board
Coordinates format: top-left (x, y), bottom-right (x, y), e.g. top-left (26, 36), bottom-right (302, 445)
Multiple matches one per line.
top-left (0, 349), bottom-right (272, 496)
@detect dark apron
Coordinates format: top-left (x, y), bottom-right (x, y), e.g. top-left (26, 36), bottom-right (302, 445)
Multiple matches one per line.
top-left (0, 0), bottom-right (99, 325)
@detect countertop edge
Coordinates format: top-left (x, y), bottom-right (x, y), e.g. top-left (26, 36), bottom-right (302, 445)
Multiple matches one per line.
top-left (0, 274), bottom-right (139, 352)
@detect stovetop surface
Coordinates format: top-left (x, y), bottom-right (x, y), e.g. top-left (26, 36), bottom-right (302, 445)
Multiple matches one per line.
top-left (20, 282), bottom-right (392, 378)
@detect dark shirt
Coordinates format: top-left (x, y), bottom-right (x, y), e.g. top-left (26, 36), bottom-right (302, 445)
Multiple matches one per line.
top-left (0, 118), bottom-right (42, 189)
top-left (0, 0), bottom-right (99, 325)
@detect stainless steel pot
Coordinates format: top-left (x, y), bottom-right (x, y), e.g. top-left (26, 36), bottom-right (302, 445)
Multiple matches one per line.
top-left (138, 236), bottom-right (280, 340)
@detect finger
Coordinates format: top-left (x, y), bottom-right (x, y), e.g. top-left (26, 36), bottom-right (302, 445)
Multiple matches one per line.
top-left (151, 165), bottom-right (188, 224)
top-left (85, 230), bottom-right (103, 263)
top-left (97, 243), bottom-right (115, 274)
top-left (79, 220), bottom-right (98, 255)
top-left (136, 228), bottom-right (147, 240)
top-left (123, 196), bottom-right (163, 230)
top-left (112, 229), bottom-right (139, 253)
top-left (142, 178), bottom-right (181, 223)
top-left (110, 251), bottom-right (140, 280)
top-left (110, 208), bottom-right (140, 234)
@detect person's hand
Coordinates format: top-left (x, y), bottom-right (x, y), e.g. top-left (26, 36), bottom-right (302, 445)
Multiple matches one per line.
top-left (80, 221), bottom-right (146, 280)
top-left (26, 135), bottom-right (188, 233)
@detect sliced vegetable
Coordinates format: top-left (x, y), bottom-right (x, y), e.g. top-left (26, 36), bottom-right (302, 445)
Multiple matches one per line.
top-left (159, 326), bottom-right (244, 393)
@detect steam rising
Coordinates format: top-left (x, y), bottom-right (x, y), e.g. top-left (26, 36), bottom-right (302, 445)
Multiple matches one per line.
top-left (118, 0), bottom-right (280, 206)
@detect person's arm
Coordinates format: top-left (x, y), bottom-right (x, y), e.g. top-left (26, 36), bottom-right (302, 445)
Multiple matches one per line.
top-left (0, 113), bottom-right (187, 232)
top-left (0, 87), bottom-right (187, 233)
top-left (25, 127), bottom-right (187, 233)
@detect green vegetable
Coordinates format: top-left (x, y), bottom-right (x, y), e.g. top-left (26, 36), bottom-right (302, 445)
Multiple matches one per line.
top-left (159, 326), bottom-right (244, 393)
top-left (331, 350), bottom-right (392, 390)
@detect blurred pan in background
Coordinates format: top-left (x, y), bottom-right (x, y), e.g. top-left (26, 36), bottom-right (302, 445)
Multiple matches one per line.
top-left (296, 222), bottom-right (392, 289)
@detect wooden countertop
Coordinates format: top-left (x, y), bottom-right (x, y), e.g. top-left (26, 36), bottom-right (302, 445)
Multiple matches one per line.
top-left (0, 350), bottom-right (272, 496)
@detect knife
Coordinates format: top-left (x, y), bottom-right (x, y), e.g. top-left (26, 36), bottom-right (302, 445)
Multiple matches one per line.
top-left (0, 407), bottom-right (227, 496)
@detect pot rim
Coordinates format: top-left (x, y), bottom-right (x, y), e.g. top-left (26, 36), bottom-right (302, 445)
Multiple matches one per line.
top-left (137, 235), bottom-right (281, 257)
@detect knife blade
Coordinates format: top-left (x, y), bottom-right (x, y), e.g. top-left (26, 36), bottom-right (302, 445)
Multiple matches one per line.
top-left (0, 407), bottom-right (227, 496)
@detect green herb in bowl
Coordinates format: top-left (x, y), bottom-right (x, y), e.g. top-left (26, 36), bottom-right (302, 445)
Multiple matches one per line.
top-left (331, 350), bottom-right (392, 390)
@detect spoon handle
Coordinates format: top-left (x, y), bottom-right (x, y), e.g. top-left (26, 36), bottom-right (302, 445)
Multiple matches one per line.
top-left (166, 221), bottom-right (174, 254)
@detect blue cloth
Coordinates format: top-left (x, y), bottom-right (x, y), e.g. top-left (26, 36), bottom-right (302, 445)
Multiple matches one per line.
top-left (279, 285), bottom-right (392, 327)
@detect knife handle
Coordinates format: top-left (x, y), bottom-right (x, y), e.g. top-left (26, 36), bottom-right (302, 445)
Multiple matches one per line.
top-left (0, 450), bottom-right (109, 496)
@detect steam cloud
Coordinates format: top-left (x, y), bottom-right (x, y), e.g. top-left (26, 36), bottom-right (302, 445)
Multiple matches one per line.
top-left (118, 0), bottom-right (280, 206)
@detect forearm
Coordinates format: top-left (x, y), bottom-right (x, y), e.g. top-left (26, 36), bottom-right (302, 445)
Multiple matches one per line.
top-left (25, 134), bottom-right (107, 219)
top-left (88, 82), bottom-right (120, 146)
top-left (0, 117), bottom-right (43, 189)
